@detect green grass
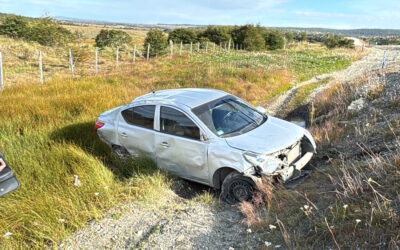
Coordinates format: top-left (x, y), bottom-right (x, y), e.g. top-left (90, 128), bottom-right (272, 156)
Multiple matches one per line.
top-left (0, 40), bottom-right (364, 248)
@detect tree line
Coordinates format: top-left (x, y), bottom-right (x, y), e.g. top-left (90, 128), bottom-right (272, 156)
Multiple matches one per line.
top-left (0, 14), bottom-right (355, 58)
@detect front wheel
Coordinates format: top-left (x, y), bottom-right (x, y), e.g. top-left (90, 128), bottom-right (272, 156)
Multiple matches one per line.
top-left (220, 172), bottom-right (256, 205)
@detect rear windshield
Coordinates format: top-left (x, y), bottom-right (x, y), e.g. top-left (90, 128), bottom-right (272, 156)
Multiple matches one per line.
top-left (192, 95), bottom-right (267, 138)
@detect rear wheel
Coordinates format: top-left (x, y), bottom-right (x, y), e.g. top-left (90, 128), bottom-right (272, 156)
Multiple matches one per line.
top-left (112, 145), bottom-right (129, 158)
top-left (220, 172), bottom-right (255, 205)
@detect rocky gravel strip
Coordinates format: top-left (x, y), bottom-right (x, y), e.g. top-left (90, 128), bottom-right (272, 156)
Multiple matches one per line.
top-left (268, 47), bottom-right (397, 116)
top-left (61, 183), bottom-right (263, 250)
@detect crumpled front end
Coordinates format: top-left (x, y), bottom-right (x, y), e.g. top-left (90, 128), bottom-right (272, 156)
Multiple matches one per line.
top-left (244, 133), bottom-right (316, 183)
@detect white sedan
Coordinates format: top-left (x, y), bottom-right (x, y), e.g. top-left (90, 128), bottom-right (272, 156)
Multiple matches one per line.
top-left (95, 88), bottom-right (316, 203)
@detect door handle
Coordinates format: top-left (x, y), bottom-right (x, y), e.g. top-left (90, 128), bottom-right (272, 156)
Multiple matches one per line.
top-left (160, 141), bottom-right (170, 148)
top-left (120, 132), bottom-right (128, 137)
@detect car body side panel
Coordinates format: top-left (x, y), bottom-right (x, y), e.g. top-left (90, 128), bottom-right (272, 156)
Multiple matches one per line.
top-left (97, 107), bottom-right (121, 147)
top-left (155, 131), bottom-right (208, 183)
top-left (207, 139), bottom-right (247, 187)
top-left (117, 114), bottom-right (156, 160)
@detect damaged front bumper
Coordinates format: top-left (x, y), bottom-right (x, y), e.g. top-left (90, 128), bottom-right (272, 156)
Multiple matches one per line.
top-left (244, 135), bottom-right (316, 183)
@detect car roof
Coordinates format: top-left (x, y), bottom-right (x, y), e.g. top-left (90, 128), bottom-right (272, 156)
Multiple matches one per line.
top-left (132, 88), bottom-right (228, 108)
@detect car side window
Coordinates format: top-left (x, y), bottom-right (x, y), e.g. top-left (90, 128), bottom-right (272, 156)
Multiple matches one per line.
top-left (160, 107), bottom-right (200, 140)
top-left (121, 105), bottom-right (155, 129)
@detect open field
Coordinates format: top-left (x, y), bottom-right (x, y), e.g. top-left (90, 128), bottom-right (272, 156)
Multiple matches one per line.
top-left (0, 28), bottom-right (367, 248)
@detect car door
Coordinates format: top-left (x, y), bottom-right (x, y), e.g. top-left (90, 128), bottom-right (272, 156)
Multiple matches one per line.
top-left (117, 105), bottom-right (156, 160)
top-left (0, 156), bottom-right (20, 198)
top-left (155, 106), bottom-right (208, 183)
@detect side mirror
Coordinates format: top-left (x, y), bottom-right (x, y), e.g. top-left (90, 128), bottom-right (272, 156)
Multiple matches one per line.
top-left (255, 106), bottom-right (267, 114)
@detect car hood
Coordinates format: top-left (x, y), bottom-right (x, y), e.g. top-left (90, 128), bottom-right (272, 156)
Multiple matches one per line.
top-left (225, 116), bottom-right (305, 155)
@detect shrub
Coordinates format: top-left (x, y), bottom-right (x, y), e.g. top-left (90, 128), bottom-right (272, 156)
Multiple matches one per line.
top-left (264, 30), bottom-right (285, 50)
top-left (0, 15), bottom-right (29, 38)
top-left (143, 29), bottom-right (168, 57)
top-left (168, 28), bottom-right (197, 43)
top-left (284, 31), bottom-right (294, 44)
top-left (0, 16), bottom-right (72, 46)
top-left (323, 35), bottom-right (355, 49)
top-left (199, 26), bottom-right (231, 44)
top-left (299, 31), bottom-right (307, 42)
top-left (231, 25), bottom-right (265, 51)
top-left (95, 29), bottom-right (132, 48)
top-left (29, 18), bottom-right (73, 46)
top-left (243, 27), bottom-right (265, 51)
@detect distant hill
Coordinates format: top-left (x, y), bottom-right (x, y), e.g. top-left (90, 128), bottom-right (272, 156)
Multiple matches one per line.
top-left (1, 12), bottom-right (400, 37)
top-left (276, 27), bottom-right (400, 37)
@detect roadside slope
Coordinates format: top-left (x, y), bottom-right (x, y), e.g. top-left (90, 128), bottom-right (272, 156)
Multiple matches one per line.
top-left (60, 47), bottom-right (397, 250)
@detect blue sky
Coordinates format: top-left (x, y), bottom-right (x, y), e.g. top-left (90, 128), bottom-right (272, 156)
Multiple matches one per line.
top-left (1, 0), bottom-right (399, 29)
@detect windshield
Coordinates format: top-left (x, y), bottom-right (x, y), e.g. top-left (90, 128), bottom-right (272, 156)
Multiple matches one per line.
top-left (192, 95), bottom-right (267, 138)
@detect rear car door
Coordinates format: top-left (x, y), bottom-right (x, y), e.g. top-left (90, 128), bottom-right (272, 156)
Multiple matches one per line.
top-left (0, 156), bottom-right (20, 198)
top-left (155, 106), bottom-right (208, 183)
top-left (117, 105), bottom-right (156, 160)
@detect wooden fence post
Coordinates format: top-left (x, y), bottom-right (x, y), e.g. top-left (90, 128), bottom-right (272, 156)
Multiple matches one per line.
top-left (213, 42), bottom-right (216, 52)
top-left (197, 42), bottom-right (200, 52)
top-left (116, 47), bottom-right (119, 67)
top-left (133, 44), bottom-right (136, 63)
top-left (205, 42), bottom-right (208, 53)
top-left (147, 44), bottom-right (150, 61)
top-left (228, 39), bottom-right (231, 50)
top-left (39, 51), bottom-right (43, 84)
top-left (179, 41), bottom-right (183, 56)
top-left (0, 52), bottom-right (3, 89)
top-left (170, 40), bottom-right (173, 57)
top-left (95, 47), bottom-right (98, 75)
top-left (190, 42), bottom-right (193, 54)
top-left (69, 48), bottom-right (74, 77)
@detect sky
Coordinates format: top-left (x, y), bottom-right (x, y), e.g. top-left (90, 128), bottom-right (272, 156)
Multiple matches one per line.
top-left (0, 0), bottom-right (400, 29)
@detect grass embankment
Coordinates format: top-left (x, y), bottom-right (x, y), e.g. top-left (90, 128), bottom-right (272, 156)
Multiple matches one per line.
top-left (0, 42), bottom-right (362, 248)
top-left (240, 72), bottom-right (400, 248)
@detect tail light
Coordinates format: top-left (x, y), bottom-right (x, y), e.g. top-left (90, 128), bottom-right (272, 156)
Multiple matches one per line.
top-left (94, 121), bottom-right (105, 132)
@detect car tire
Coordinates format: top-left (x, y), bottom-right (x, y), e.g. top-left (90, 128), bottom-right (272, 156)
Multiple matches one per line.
top-left (220, 172), bottom-right (256, 205)
top-left (112, 145), bottom-right (129, 158)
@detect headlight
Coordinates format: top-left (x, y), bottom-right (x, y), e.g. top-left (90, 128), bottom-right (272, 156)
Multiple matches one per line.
top-left (243, 152), bottom-right (284, 174)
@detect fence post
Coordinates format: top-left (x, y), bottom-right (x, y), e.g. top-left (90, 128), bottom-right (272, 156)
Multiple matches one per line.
top-left (179, 41), bottom-right (183, 56)
top-left (381, 50), bottom-right (387, 74)
top-left (0, 52), bottom-right (3, 89)
top-left (190, 42), bottom-right (193, 54)
top-left (116, 47), bottom-right (119, 67)
top-left (95, 47), bottom-right (98, 75)
top-left (69, 48), bottom-right (74, 77)
top-left (197, 42), bottom-right (200, 52)
top-left (147, 44), bottom-right (150, 61)
top-left (228, 39), bottom-right (231, 50)
top-left (133, 44), bottom-right (136, 63)
top-left (170, 40), bottom-right (173, 57)
top-left (213, 42), bottom-right (216, 52)
top-left (39, 51), bottom-right (43, 84)
top-left (205, 42), bottom-right (208, 53)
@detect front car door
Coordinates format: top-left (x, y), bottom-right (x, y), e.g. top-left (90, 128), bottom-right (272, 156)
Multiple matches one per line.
top-left (0, 156), bottom-right (20, 198)
top-left (155, 106), bottom-right (209, 184)
top-left (117, 105), bottom-right (156, 159)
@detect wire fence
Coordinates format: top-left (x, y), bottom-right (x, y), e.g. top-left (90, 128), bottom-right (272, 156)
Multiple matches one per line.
top-left (0, 40), bottom-right (251, 89)
top-left (0, 42), bottom-right (386, 90)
